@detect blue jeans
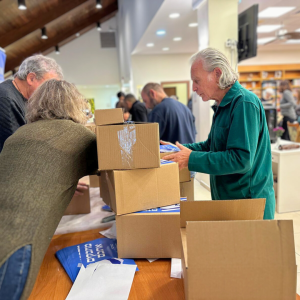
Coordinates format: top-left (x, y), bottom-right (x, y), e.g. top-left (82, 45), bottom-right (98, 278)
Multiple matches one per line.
top-left (0, 245), bottom-right (31, 300)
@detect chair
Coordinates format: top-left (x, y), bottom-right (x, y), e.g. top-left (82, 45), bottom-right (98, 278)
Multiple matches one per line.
top-left (287, 121), bottom-right (300, 142)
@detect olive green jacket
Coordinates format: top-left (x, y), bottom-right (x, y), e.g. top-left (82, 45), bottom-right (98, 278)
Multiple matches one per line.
top-left (0, 120), bottom-right (98, 300)
top-left (184, 81), bottom-right (275, 219)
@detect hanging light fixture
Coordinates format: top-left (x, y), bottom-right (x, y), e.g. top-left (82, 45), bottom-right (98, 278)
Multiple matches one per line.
top-left (18, 0), bottom-right (27, 10)
top-left (96, 0), bottom-right (102, 9)
top-left (41, 27), bottom-right (48, 39)
top-left (55, 45), bottom-right (60, 55)
top-left (97, 22), bottom-right (102, 31)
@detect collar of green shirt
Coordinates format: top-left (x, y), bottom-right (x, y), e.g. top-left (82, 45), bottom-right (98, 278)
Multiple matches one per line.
top-left (218, 80), bottom-right (242, 108)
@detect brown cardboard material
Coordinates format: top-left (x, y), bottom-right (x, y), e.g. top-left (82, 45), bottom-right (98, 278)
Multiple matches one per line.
top-left (64, 186), bottom-right (90, 215)
top-left (89, 175), bottom-right (100, 188)
top-left (160, 152), bottom-right (190, 182)
top-left (180, 178), bottom-right (194, 201)
top-left (180, 199), bottom-right (297, 300)
top-left (101, 161), bottom-right (180, 215)
top-left (85, 123), bottom-right (96, 134)
top-left (116, 212), bottom-right (181, 258)
top-left (94, 108), bottom-right (124, 126)
top-left (97, 123), bottom-right (160, 170)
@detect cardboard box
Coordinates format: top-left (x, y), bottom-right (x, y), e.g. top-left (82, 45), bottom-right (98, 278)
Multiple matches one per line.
top-left (116, 199), bottom-right (186, 259)
top-left (180, 178), bottom-right (194, 201)
top-left (97, 123), bottom-right (160, 170)
top-left (64, 186), bottom-right (90, 215)
top-left (101, 161), bottom-right (180, 215)
top-left (85, 123), bottom-right (96, 134)
top-left (89, 175), bottom-right (100, 188)
top-left (180, 199), bottom-right (297, 300)
top-left (160, 152), bottom-right (190, 182)
top-left (94, 108), bottom-right (124, 126)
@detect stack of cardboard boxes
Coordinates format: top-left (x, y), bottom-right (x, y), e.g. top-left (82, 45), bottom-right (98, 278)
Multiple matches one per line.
top-left (94, 108), bottom-right (297, 298)
top-left (95, 109), bottom-right (182, 258)
top-left (160, 145), bottom-right (194, 201)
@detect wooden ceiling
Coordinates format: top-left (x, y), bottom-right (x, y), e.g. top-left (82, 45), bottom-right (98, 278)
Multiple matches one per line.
top-left (0, 0), bottom-right (118, 73)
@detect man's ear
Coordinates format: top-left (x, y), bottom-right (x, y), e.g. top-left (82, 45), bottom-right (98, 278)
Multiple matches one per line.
top-left (214, 68), bottom-right (222, 82)
top-left (149, 89), bottom-right (155, 98)
top-left (26, 73), bottom-right (36, 86)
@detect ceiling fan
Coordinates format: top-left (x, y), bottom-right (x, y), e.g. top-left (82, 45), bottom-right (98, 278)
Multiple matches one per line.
top-left (264, 28), bottom-right (300, 45)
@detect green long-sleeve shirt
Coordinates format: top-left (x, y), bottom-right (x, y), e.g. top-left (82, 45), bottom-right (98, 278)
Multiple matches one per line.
top-left (184, 81), bottom-right (275, 219)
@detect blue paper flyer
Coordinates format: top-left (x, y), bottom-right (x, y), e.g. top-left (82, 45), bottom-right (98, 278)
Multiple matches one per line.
top-left (160, 144), bottom-right (180, 153)
top-left (135, 197), bottom-right (187, 214)
top-left (56, 238), bottom-right (137, 282)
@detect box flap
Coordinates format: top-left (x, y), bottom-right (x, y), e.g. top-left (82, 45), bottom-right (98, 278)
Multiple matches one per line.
top-left (180, 228), bottom-right (188, 268)
top-left (186, 220), bottom-right (296, 299)
top-left (94, 108), bottom-right (124, 125)
top-left (180, 199), bottom-right (265, 228)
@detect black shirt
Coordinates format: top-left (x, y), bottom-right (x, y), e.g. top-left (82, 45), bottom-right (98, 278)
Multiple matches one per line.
top-left (129, 100), bottom-right (148, 122)
top-left (0, 80), bottom-right (27, 152)
top-left (148, 97), bottom-right (196, 144)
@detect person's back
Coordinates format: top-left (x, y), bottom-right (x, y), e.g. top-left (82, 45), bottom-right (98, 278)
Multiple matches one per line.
top-left (0, 119), bottom-right (97, 300)
top-left (149, 97), bottom-right (195, 144)
top-left (0, 80), bottom-right (27, 152)
top-left (281, 89), bottom-right (296, 119)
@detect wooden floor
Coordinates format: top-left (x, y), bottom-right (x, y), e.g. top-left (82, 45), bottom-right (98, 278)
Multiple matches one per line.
top-left (28, 228), bottom-right (300, 300)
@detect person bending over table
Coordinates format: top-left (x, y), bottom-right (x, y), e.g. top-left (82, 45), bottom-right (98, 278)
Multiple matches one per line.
top-left (0, 79), bottom-right (98, 300)
top-left (163, 48), bottom-right (275, 220)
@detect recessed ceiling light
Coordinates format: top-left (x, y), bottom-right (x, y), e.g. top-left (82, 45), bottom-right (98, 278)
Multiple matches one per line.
top-left (156, 30), bottom-right (166, 36)
top-left (146, 43), bottom-right (154, 47)
top-left (76, 33), bottom-right (80, 37)
top-left (162, 47), bottom-right (169, 51)
top-left (189, 23), bottom-right (198, 27)
top-left (258, 7), bottom-right (295, 18)
top-left (169, 13), bottom-right (180, 18)
top-left (286, 39), bottom-right (300, 44)
top-left (296, 28), bottom-right (300, 32)
top-left (173, 37), bottom-right (182, 41)
top-left (257, 25), bottom-right (281, 33)
top-left (18, 0), bottom-right (27, 10)
top-left (257, 37), bottom-right (276, 45)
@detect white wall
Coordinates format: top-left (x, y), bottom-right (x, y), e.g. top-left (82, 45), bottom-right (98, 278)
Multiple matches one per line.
top-left (77, 85), bottom-right (120, 110)
top-left (47, 27), bottom-right (120, 86)
top-left (131, 53), bottom-right (193, 97)
top-left (116, 0), bottom-right (164, 83)
top-left (239, 50), bottom-right (300, 66)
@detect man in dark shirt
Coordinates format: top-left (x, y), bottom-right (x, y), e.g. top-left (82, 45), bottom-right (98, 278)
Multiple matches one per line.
top-left (0, 55), bottom-right (63, 152)
top-left (124, 94), bottom-right (148, 122)
top-left (141, 83), bottom-right (196, 144)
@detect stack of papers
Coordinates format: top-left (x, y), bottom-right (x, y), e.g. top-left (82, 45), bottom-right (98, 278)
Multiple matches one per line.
top-left (66, 261), bottom-right (136, 300)
top-left (56, 237), bottom-right (137, 282)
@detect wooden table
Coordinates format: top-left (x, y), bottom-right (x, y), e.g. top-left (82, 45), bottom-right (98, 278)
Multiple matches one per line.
top-left (28, 228), bottom-right (300, 300)
top-left (28, 228), bottom-right (184, 300)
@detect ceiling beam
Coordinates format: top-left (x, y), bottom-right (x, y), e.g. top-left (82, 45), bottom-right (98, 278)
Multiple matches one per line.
top-left (5, 1), bottom-right (118, 72)
top-left (0, 0), bottom-right (89, 48)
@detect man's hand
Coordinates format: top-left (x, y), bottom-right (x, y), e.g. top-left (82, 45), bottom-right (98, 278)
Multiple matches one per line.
top-left (74, 182), bottom-right (89, 196)
top-left (163, 142), bottom-right (192, 170)
top-left (160, 140), bottom-right (176, 147)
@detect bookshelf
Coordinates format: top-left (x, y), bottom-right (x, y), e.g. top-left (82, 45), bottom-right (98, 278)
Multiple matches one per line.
top-left (238, 64), bottom-right (300, 100)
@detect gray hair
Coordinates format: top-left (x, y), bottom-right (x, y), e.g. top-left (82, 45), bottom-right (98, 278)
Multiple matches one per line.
top-left (16, 55), bottom-right (63, 81)
top-left (124, 93), bottom-right (137, 103)
top-left (26, 79), bottom-right (89, 124)
top-left (190, 48), bottom-right (238, 89)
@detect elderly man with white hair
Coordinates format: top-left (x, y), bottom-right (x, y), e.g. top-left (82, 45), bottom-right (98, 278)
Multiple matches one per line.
top-left (0, 55), bottom-right (89, 196)
top-left (0, 55), bottom-right (63, 152)
top-left (163, 48), bottom-right (275, 219)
